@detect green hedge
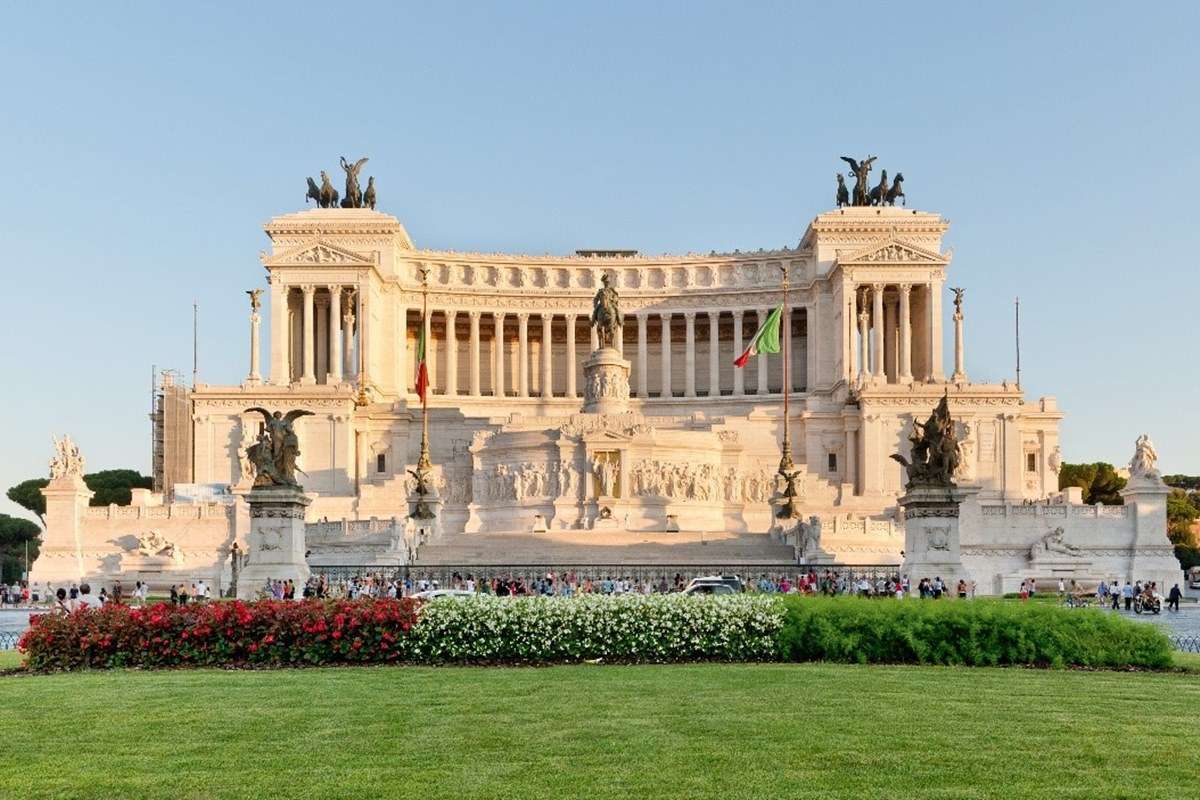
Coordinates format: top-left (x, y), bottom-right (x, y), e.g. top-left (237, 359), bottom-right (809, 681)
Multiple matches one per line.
top-left (776, 596), bottom-right (1173, 669)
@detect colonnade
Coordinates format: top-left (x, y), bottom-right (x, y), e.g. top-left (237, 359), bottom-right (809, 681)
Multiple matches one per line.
top-left (411, 307), bottom-right (808, 401)
top-left (272, 284), bottom-right (361, 386)
top-left (849, 282), bottom-right (944, 385)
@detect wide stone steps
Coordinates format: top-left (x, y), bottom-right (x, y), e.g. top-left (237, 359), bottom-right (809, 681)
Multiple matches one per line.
top-left (413, 531), bottom-right (797, 566)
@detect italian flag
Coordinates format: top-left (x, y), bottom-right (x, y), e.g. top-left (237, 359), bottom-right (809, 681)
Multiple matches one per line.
top-left (733, 304), bottom-right (783, 368)
top-left (415, 321), bottom-right (429, 403)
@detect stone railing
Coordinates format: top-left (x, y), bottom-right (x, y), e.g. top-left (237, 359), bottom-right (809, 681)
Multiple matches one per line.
top-left (979, 503), bottom-right (1130, 519)
top-left (83, 503), bottom-right (233, 521)
top-left (306, 517), bottom-right (403, 543)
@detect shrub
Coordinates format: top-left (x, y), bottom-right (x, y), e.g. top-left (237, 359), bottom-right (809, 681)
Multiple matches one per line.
top-left (411, 594), bottom-right (785, 664)
top-left (776, 596), bottom-right (1173, 669)
top-left (18, 598), bottom-right (419, 671)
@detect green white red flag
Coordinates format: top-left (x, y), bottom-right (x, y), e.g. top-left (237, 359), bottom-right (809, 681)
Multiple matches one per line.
top-left (733, 304), bottom-right (783, 367)
top-left (415, 321), bottom-right (429, 403)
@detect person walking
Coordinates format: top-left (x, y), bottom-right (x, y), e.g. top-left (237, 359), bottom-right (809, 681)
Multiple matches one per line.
top-left (1167, 583), bottom-right (1183, 612)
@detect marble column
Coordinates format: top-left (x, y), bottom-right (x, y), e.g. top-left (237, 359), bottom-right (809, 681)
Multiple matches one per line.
top-left (884, 297), bottom-right (897, 383)
top-left (301, 284), bottom-right (316, 385)
top-left (469, 311), bottom-right (481, 396)
top-left (541, 313), bottom-right (553, 397)
top-left (660, 312), bottom-right (672, 398)
top-left (247, 299), bottom-right (262, 385)
top-left (269, 281), bottom-right (288, 385)
top-left (857, 307), bottom-right (869, 383)
top-left (952, 302), bottom-right (966, 383)
top-left (845, 426), bottom-right (858, 496)
top-left (358, 293), bottom-right (371, 386)
top-left (928, 281), bottom-right (945, 381)
top-left (732, 310), bottom-right (744, 396)
top-left (756, 308), bottom-right (769, 395)
top-left (565, 313), bottom-right (577, 398)
top-left (707, 310), bottom-right (720, 397)
top-left (846, 297), bottom-right (857, 383)
top-left (517, 312), bottom-right (529, 398)
top-left (636, 314), bottom-right (648, 399)
top-left (493, 313), bottom-right (506, 397)
top-left (314, 294), bottom-right (329, 383)
top-left (327, 286), bottom-right (342, 384)
top-left (684, 312), bottom-right (697, 398)
top-left (342, 303), bottom-right (356, 381)
top-left (871, 283), bottom-right (885, 382)
top-left (395, 303), bottom-right (407, 394)
top-left (444, 310), bottom-right (458, 397)
top-left (615, 314), bottom-right (624, 355)
top-left (898, 284), bottom-right (913, 383)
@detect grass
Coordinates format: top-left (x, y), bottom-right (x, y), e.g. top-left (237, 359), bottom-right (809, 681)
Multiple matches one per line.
top-left (1, 663), bottom-right (1197, 799)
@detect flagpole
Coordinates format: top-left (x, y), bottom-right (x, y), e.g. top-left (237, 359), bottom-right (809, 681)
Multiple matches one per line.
top-left (417, 267), bottom-right (432, 474)
top-left (778, 263), bottom-right (794, 477)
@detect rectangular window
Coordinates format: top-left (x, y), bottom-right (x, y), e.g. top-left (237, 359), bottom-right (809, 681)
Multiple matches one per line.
top-left (1026, 452), bottom-right (1037, 472)
top-left (827, 452), bottom-right (838, 473)
top-left (376, 453), bottom-right (387, 474)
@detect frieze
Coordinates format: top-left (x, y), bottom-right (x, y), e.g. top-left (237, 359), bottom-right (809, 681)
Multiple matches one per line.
top-left (904, 507), bottom-right (960, 518)
top-left (248, 505), bottom-right (307, 520)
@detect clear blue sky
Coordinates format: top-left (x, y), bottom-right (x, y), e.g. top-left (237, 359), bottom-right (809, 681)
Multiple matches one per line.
top-left (2, 2), bottom-right (1198, 521)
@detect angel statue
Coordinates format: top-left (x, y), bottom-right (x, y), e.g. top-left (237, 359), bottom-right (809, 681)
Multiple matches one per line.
top-left (1129, 434), bottom-right (1160, 480)
top-left (840, 155), bottom-right (877, 207)
top-left (244, 408), bottom-right (314, 488)
top-left (340, 156), bottom-right (369, 208)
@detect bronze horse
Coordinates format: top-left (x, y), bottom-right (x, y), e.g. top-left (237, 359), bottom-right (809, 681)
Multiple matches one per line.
top-left (306, 172), bottom-right (340, 208)
top-left (885, 173), bottom-right (906, 206)
top-left (868, 170), bottom-right (890, 206)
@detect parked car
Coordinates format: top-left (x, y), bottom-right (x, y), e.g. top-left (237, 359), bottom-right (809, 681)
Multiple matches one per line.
top-left (683, 575), bottom-right (744, 594)
top-left (413, 589), bottom-right (475, 600)
top-left (682, 582), bottom-right (736, 596)
top-left (1188, 566), bottom-right (1200, 591)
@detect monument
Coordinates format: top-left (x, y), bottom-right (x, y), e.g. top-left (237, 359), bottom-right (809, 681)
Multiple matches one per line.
top-left (895, 394), bottom-right (973, 590)
top-left (27, 154), bottom-right (1181, 592)
top-left (237, 408), bottom-right (313, 599)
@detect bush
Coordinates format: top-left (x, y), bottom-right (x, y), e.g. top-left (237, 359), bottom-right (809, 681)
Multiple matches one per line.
top-left (411, 594), bottom-right (784, 664)
top-left (18, 598), bottom-right (419, 671)
top-left (776, 596), bottom-right (1173, 669)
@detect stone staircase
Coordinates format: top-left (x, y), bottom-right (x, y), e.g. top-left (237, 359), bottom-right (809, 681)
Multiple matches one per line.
top-left (413, 529), bottom-right (797, 566)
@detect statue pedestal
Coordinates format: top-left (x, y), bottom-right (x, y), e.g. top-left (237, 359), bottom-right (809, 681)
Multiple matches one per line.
top-left (899, 482), bottom-right (971, 592)
top-left (409, 489), bottom-right (444, 547)
top-left (238, 486), bottom-right (311, 600)
top-left (582, 347), bottom-right (631, 415)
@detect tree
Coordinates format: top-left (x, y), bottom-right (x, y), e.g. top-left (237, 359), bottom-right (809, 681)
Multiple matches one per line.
top-left (1163, 474), bottom-right (1200, 491)
top-left (1057, 462), bottom-right (1127, 505)
top-left (6, 470), bottom-right (154, 526)
top-left (0, 514), bottom-right (40, 583)
top-left (83, 469), bottom-right (153, 507)
top-left (1167, 488), bottom-right (1199, 542)
top-left (6, 478), bottom-right (49, 526)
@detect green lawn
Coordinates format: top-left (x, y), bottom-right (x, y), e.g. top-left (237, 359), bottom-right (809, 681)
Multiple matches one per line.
top-left (1, 663), bottom-right (1197, 799)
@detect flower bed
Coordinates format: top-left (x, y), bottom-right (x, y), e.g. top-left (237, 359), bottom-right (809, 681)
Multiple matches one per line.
top-left (411, 594), bottom-right (784, 663)
top-left (776, 595), bottom-right (1173, 669)
top-left (18, 598), bottom-right (419, 671)
top-left (17, 593), bottom-right (1174, 671)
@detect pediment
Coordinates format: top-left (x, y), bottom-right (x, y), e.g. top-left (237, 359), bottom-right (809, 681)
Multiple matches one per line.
top-left (838, 239), bottom-right (950, 266)
top-left (262, 240), bottom-right (376, 268)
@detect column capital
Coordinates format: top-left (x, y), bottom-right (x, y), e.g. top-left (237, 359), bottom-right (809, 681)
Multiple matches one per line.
top-left (898, 282), bottom-right (912, 295)
top-left (659, 311), bottom-right (672, 322)
top-left (871, 282), bottom-right (885, 292)
top-left (542, 311), bottom-right (555, 322)
top-left (325, 282), bottom-right (341, 293)
top-left (493, 310), bottom-right (506, 322)
top-left (565, 312), bottom-right (577, 322)
top-left (444, 308), bottom-right (458, 320)
top-left (516, 311), bottom-right (530, 323)
top-left (707, 309), bottom-right (720, 322)
top-left (684, 311), bottom-right (696, 322)
top-left (300, 283), bottom-right (316, 295)
top-left (468, 309), bottom-right (482, 321)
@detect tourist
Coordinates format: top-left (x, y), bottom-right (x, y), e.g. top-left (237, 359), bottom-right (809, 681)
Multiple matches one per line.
top-left (54, 587), bottom-right (69, 614)
top-left (78, 583), bottom-right (101, 609)
top-left (1167, 583), bottom-right (1182, 612)
top-left (1122, 582), bottom-right (1134, 611)
top-left (1057, 578), bottom-right (1065, 600)
top-left (178, 584), bottom-right (190, 605)
top-left (956, 579), bottom-right (968, 600)
top-left (68, 583), bottom-right (79, 611)
top-left (1110, 582), bottom-right (1120, 610)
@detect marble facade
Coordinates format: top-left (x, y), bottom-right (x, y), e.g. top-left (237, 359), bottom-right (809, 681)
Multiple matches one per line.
top-left (36, 201), bottom-right (1180, 595)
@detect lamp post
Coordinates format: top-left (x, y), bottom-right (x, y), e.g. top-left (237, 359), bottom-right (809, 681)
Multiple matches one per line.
top-left (778, 263), bottom-right (795, 477)
top-left (416, 267), bottom-right (433, 475)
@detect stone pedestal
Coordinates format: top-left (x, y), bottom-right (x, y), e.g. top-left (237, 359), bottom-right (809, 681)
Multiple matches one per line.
top-left (1121, 475), bottom-right (1181, 590)
top-left (409, 489), bottom-right (444, 547)
top-left (899, 482), bottom-right (971, 592)
top-left (238, 486), bottom-right (311, 600)
top-left (582, 347), bottom-right (631, 415)
top-left (30, 476), bottom-right (94, 586)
